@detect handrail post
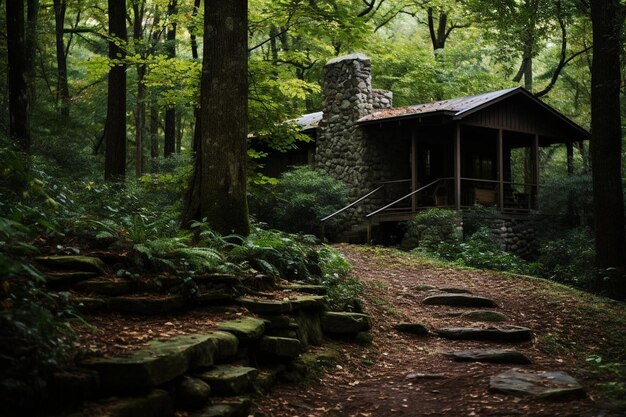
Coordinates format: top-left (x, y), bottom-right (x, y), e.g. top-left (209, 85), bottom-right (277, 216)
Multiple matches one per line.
top-left (320, 223), bottom-right (326, 242)
top-left (367, 218), bottom-right (372, 245)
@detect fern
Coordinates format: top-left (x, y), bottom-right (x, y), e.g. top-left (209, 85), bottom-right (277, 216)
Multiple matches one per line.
top-left (134, 237), bottom-right (224, 272)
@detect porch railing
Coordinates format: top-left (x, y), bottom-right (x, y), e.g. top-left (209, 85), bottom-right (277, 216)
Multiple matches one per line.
top-left (319, 179), bottom-right (411, 240)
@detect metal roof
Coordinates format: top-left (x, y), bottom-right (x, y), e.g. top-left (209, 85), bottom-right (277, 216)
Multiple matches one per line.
top-left (295, 111), bottom-right (323, 131)
top-left (357, 87), bottom-right (519, 123)
top-left (293, 87), bottom-right (590, 138)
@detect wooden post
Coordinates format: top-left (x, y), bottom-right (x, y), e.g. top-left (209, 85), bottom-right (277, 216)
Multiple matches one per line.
top-left (367, 218), bottom-right (372, 245)
top-left (566, 141), bottom-right (574, 176)
top-left (533, 134), bottom-right (540, 209)
top-left (411, 128), bottom-right (418, 211)
top-left (497, 129), bottom-right (504, 211)
top-left (454, 124), bottom-right (461, 210)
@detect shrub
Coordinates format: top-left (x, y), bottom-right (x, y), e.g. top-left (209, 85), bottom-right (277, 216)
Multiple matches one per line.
top-left (319, 246), bottom-right (363, 311)
top-left (408, 209), bottom-right (463, 258)
top-left (248, 166), bottom-right (348, 235)
top-left (538, 227), bottom-right (595, 287)
top-left (458, 227), bottom-right (538, 275)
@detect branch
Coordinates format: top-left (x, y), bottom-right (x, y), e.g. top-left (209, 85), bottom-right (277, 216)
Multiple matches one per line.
top-left (358, 0), bottom-right (385, 18)
top-left (534, 46), bottom-right (592, 98)
top-left (249, 25), bottom-right (291, 52)
top-left (63, 27), bottom-right (106, 40)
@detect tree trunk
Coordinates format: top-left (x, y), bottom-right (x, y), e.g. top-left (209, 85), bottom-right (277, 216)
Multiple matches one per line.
top-left (133, 1), bottom-right (146, 177)
top-left (24, 0), bottom-right (39, 106)
top-left (163, 0), bottom-right (177, 157)
top-left (104, 0), bottom-right (127, 181)
top-left (190, 0), bottom-right (200, 60)
top-left (53, 0), bottom-right (70, 117)
top-left (590, 0), bottom-right (626, 294)
top-left (182, 0), bottom-right (250, 236)
top-left (149, 97), bottom-right (159, 172)
top-left (6, 0), bottom-right (31, 153)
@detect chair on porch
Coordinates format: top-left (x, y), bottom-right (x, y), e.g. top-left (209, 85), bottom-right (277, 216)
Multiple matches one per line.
top-left (473, 187), bottom-right (497, 206)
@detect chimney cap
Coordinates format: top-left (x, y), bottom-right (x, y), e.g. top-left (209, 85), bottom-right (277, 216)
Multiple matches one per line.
top-left (325, 53), bottom-right (370, 66)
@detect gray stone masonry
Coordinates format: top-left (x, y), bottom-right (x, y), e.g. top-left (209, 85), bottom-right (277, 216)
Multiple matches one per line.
top-left (315, 53), bottom-right (393, 230)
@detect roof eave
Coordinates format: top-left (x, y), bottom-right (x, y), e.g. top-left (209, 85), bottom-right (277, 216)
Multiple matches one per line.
top-left (357, 110), bottom-right (456, 126)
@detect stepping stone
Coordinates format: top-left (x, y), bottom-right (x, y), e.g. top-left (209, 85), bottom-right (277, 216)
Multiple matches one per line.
top-left (36, 255), bottom-right (106, 273)
top-left (81, 332), bottom-right (237, 390)
top-left (236, 297), bottom-right (292, 314)
top-left (109, 294), bottom-right (186, 315)
top-left (197, 290), bottom-right (233, 304)
top-left (190, 397), bottom-right (251, 417)
top-left (217, 317), bottom-right (265, 342)
top-left (394, 322), bottom-right (430, 336)
top-left (176, 376), bottom-right (211, 410)
top-left (46, 271), bottom-right (99, 287)
top-left (440, 287), bottom-right (472, 294)
top-left (413, 284), bottom-right (437, 292)
top-left (72, 296), bottom-right (108, 313)
top-left (321, 312), bottom-right (372, 335)
top-left (489, 368), bottom-right (585, 399)
top-left (197, 365), bottom-right (258, 396)
top-left (405, 373), bottom-right (446, 381)
top-left (193, 273), bottom-right (240, 285)
top-left (85, 389), bottom-right (173, 417)
top-left (74, 278), bottom-right (134, 296)
top-left (281, 284), bottom-right (328, 295)
top-left (461, 310), bottom-right (509, 323)
top-left (445, 349), bottom-right (531, 364)
top-left (290, 295), bottom-right (327, 310)
top-left (437, 327), bottom-right (532, 343)
top-left (259, 336), bottom-right (302, 358)
top-left (423, 294), bottom-right (498, 308)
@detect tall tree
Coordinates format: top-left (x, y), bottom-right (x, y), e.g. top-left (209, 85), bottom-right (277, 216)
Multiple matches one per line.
top-left (103, 0), bottom-right (127, 181)
top-left (133, 0), bottom-right (146, 177)
top-left (6, 0), bottom-right (31, 153)
top-left (182, 0), bottom-right (250, 236)
top-left (590, 0), bottom-right (626, 295)
top-left (163, 0), bottom-right (177, 157)
top-left (53, 0), bottom-right (70, 117)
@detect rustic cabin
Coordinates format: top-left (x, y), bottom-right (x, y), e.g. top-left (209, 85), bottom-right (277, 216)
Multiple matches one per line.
top-left (264, 54), bottom-right (590, 245)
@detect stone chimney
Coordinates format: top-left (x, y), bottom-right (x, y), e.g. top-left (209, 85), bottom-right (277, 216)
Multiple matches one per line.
top-left (315, 54), bottom-right (393, 227)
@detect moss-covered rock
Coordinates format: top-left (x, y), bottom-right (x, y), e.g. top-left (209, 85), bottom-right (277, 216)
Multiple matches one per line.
top-left (197, 365), bottom-right (258, 396)
top-left (216, 317), bottom-right (265, 342)
top-left (321, 312), bottom-right (372, 335)
top-left (294, 311), bottom-right (323, 346)
top-left (461, 310), bottom-right (509, 323)
top-left (236, 297), bottom-right (292, 314)
top-left (259, 336), bottom-right (303, 358)
top-left (176, 376), bottom-right (211, 410)
top-left (74, 278), bottom-right (134, 296)
top-left (189, 397), bottom-right (251, 417)
top-left (108, 295), bottom-right (186, 315)
top-left (394, 322), bottom-right (429, 336)
top-left (36, 255), bottom-right (106, 273)
top-left (85, 389), bottom-right (173, 417)
top-left (81, 333), bottom-right (227, 391)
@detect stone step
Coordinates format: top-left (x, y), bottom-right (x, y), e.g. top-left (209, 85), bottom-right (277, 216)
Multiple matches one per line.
top-left (81, 389), bottom-right (173, 417)
top-left (72, 296), bottom-right (108, 313)
top-left (196, 365), bottom-right (258, 396)
top-left (423, 294), bottom-right (498, 308)
top-left (108, 294), bottom-right (186, 315)
top-left (258, 336), bottom-right (303, 359)
top-left (440, 287), bottom-right (473, 294)
top-left (461, 310), bottom-right (509, 323)
top-left (321, 312), bottom-right (372, 335)
top-left (280, 284), bottom-right (328, 295)
top-left (176, 376), bottom-right (211, 410)
top-left (445, 349), bottom-right (531, 364)
top-left (73, 277), bottom-right (134, 296)
top-left (437, 327), bottom-right (533, 343)
top-left (189, 396), bottom-right (251, 417)
top-left (81, 332), bottom-right (238, 391)
top-left (216, 317), bottom-right (266, 342)
top-left (394, 322), bottom-right (430, 336)
top-left (36, 255), bottom-right (107, 273)
top-left (489, 368), bottom-right (585, 399)
top-left (236, 295), bottom-right (327, 315)
top-left (46, 271), bottom-right (100, 288)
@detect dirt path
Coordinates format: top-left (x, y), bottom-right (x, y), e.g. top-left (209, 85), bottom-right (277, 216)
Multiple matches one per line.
top-left (252, 245), bottom-right (625, 417)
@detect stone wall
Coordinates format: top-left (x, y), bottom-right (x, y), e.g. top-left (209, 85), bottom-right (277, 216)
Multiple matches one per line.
top-left (315, 54), bottom-right (394, 230)
top-left (486, 217), bottom-right (539, 260)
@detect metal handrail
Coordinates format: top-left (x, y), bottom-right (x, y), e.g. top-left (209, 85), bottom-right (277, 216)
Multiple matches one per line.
top-left (366, 178), bottom-right (446, 218)
top-left (320, 184), bottom-right (385, 223)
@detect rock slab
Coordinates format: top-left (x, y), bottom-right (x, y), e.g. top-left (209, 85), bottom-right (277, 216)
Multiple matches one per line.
top-left (321, 312), bottom-right (372, 334)
top-left (461, 310), bottom-right (509, 323)
top-left (437, 327), bottom-right (532, 342)
top-left (423, 294), bottom-right (498, 308)
top-left (197, 365), bottom-right (258, 396)
top-left (216, 317), bottom-right (265, 342)
top-left (36, 255), bottom-right (106, 273)
top-left (446, 349), bottom-right (531, 364)
top-left (82, 332), bottom-right (237, 390)
top-left (489, 368), bottom-right (585, 399)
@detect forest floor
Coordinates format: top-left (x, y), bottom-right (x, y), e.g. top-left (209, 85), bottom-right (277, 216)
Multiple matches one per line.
top-left (252, 244), bottom-right (626, 417)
